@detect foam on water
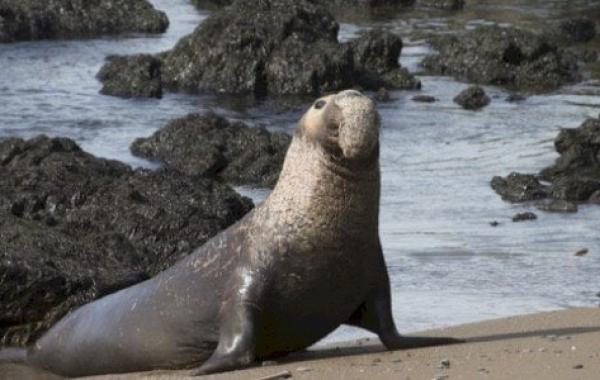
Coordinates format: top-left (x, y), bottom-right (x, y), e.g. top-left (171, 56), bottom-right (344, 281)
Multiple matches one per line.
top-left (0, 0), bottom-right (599, 345)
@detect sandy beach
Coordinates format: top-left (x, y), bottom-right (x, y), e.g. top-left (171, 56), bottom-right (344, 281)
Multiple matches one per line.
top-left (1, 307), bottom-right (598, 380)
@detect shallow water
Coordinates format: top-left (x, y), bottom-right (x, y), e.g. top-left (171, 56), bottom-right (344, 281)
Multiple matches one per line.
top-left (0, 0), bottom-right (599, 345)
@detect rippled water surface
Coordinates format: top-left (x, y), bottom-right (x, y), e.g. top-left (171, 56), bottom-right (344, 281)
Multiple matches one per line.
top-left (1, 0), bottom-right (599, 344)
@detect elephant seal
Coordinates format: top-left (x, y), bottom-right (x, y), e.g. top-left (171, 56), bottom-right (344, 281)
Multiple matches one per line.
top-left (0, 90), bottom-right (460, 377)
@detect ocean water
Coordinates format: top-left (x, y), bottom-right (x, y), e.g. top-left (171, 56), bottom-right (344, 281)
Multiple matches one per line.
top-left (0, 0), bottom-right (599, 345)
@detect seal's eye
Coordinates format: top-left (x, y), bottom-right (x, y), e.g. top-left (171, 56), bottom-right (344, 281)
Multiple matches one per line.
top-left (314, 100), bottom-right (326, 110)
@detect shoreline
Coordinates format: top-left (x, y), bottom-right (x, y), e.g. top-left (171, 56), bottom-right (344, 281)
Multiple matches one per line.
top-left (2, 308), bottom-right (598, 379)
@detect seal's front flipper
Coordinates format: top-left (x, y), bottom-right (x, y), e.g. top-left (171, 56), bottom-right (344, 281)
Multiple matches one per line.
top-left (192, 269), bottom-right (265, 377)
top-left (192, 302), bottom-right (258, 376)
top-left (346, 286), bottom-right (463, 349)
top-left (346, 243), bottom-right (463, 349)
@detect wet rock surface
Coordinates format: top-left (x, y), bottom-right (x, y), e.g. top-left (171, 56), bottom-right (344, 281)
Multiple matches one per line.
top-left (190, 0), bottom-right (232, 9)
top-left (506, 94), bottom-right (526, 102)
top-left (512, 212), bottom-right (537, 222)
top-left (540, 118), bottom-right (600, 184)
top-left (417, 0), bottom-right (464, 10)
top-left (453, 86), bottom-right (490, 110)
top-left (491, 173), bottom-right (549, 203)
top-left (98, 0), bottom-right (419, 98)
top-left (0, 0), bottom-right (169, 43)
top-left (422, 25), bottom-right (580, 92)
top-left (162, 0), bottom-right (349, 95)
top-left (412, 95), bottom-right (437, 103)
top-left (0, 136), bottom-right (252, 346)
top-left (349, 29), bottom-right (421, 90)
top-left (492, 118), bottom-right (600, 212)
top-left (97, 54), bottom-right (163, 99)
top-left (131, 113), bottom-right (291, 187)
top-left (190, 0), bottom-right (417, 10)
top-left (535, 199), bottom-right (578, 213)
top-left (554, 18), bottom-right (596, 44)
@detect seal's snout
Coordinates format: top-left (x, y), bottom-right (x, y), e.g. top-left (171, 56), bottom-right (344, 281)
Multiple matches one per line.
top-left (334, 90), bottom-right (380, 161)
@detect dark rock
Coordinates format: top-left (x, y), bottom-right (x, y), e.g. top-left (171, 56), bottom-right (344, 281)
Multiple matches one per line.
top-left (558, 18), bottom-right (596, 43)
top-left (589, 190), bottom-right (600, 204)
top-left (493, 118), bottom-right (600, 212)
top-left (412, 95), bottom-right (436, 103)
top-left (489, 221), bottom-right (500, 227)
top-left (422, 25), bottom-right (580, 92)
top-left (574, 248), bottom-right (588, 257)
top-left (190, 0), bottom-right (417, 10)
top-left (265, 39), bottom-right (356, 95)
top-left (190, 0), bottom-right (233, 9)
top-left (506, 94), bottom-right (526, 102)
top-left (535, 199), bottom-right (578, 213)
top-left (454, 86), bottom-right (490, 110)
top-left (540, 118), bottom-right (600, 184)
top-left (417, 0), bottom-right (464, 10)
top-left (352, 29), bottom-right (402, 73)
top-left (160, 0), bottom-right (352, 96)
top-left (549, 177), bottom-right (600, 202)
top-left (99, 0), bottom-right (418, 98)
top-left (537, 119), bottom-right (600, 203)
top-left (375, 87), bottom-right (392, 102)
top-left (491, 173), bottom-right (549, 202)
top-left (131, 113), bottom-right (291, 187)
top-left (566, 47), bottom-right (598, 64)
top-left (0, 135), bottom-right (252, 346)
top-left (0, 0), bottom-right (168, 43)
top-left (512, 212), bottom-right (537, 222)
top-left (573, 364), bottom-right (584, 370)
top-left (349, 29), bottom-right (420, 90)
top-left (330, 0), bottom-right (415, 6)
top-left (97, 54), bottom-right (163, 99)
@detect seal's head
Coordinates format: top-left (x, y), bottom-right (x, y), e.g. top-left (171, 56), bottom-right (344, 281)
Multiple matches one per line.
top-left (298, 90), bottom-right (380, 162)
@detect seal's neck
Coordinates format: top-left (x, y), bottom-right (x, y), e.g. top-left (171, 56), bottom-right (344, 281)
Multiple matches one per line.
top-left (265, 135), bottom-right (380, 229)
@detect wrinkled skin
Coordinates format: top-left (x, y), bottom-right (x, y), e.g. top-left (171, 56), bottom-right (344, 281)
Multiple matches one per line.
top-left (0, 90), bottom-right (460, 377)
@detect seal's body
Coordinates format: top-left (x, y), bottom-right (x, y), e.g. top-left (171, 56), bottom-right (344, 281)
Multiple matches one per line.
top-left (0, 90), bottom-right (459, 377)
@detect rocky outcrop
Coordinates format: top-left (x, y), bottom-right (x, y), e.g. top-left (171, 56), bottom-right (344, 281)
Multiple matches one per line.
top-left (512, 212), bottom-right (537, 222)
top-left (98, 0), bottom-right (419, 98)
top-left (0, 0), bottom-right (168, 43)
top-left (540, 118), bottom-right (600, 183)
top-left (412, 95), bottom-right (436, 103)
top-left (422, 25), bottom-right (580, 92)
top-left (491, 173), bottom-right (549, 203)
top-left (131, 113), bottom-right (291, 188)
top-left (190, 0), bottom-right (417, 10)
top-left (417, 0), bottom-right (464, 10)
top-left (190, 0), bottom-right (461, 11)
top-left (350, 29), bottom-right (421, 90)
top-left (453, 86), bottom-right (490, 110)
top-left (97, 54), bottom-right (163, 98)
top-left (190, 0), bottom-right (233, 9)
top-left (0, 136), bottom-right (252, 346)
top-left (491, 118), bottom-right (600, 212)
top-left (553, 18), bottom-right (596, 44)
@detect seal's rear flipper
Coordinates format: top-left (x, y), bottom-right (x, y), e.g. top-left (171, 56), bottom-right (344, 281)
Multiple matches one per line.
top-left (0, 348), bottom-right (27, 364)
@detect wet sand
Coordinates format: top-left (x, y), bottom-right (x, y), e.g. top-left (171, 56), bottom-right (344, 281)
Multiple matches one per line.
top-left (3, 308), bottom-right (598, 380)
